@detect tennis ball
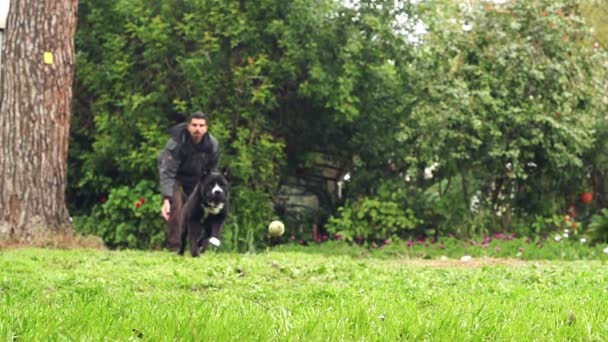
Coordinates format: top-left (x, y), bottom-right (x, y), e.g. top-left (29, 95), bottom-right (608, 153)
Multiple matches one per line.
top-left (268, 220), bottom-right (285, 237)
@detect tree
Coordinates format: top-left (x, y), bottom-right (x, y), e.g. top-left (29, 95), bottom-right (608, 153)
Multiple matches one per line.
top-left (0, 0), bottom-right (79, 241)
top-left (398, 0), bottom-right (606, 231)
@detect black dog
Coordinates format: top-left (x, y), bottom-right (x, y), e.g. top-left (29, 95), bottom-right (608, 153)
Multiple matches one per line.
top-left (179, 168), bottom-right (229, 257)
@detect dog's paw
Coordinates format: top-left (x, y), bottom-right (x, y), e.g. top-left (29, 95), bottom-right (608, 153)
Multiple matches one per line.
top-left (209, 237), bottom-right (221, 247)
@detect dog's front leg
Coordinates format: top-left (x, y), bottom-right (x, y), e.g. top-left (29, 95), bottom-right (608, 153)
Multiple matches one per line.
top-left (189, 222), bottom-right (205, 257)
top-left (209, 220), bottom-right (225, 244)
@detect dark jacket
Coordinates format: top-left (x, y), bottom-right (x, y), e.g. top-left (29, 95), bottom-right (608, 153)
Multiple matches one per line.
top-left (157, 123), bottom-right (220, 199)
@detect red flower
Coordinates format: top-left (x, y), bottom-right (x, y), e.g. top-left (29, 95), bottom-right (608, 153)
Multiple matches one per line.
top-left (580, 192), bottom-right (593, 204)
top-left (100, 196), bottom-right (107, 204)
top-left (140, 197), bottom-right (146, 204)
top-left (135, 202), bottom-right (142, 208)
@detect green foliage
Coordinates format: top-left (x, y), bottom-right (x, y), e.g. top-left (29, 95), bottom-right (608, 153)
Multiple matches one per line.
top-left (223, 188), bottom-right (275, 253)
top-left (71, 0), bottom-right (291, 250)
top-left (529, 214), bottom-right (567, 238)
top-left (326, 197), bottom-right (418, 244)
top-left (68, 0), bottom-right (608, 250)
top-left (390, 0), bottom-right (607, 232)
top-left (586, 208), bottom-right (608, 243)
top-left (72, 180), bottom-right (165, 249)
top-left (222, 128), bottom-right (285, 252)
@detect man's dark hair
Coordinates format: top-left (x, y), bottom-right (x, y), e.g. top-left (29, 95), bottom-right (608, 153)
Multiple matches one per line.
top-left (189, 111), bottom-right (208, 123)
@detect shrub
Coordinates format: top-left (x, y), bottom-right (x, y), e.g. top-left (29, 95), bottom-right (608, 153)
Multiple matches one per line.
top-left (326, 197), bottom-right (419, 244)
top-left (586, 209), bottom-right (608, 244)
top-left (73, 180), bottom-right (165, 249)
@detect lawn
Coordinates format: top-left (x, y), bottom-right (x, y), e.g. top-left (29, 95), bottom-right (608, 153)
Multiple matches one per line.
top-left (1, 247), bottom-right (607, 341)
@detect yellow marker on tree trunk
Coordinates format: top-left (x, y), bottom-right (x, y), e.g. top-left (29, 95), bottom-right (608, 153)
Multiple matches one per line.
top-left (43, 52), bottom-right (53, 64)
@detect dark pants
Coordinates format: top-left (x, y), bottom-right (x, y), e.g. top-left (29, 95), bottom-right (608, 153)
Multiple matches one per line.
top-left (166, 182), bottom-right (194, 251)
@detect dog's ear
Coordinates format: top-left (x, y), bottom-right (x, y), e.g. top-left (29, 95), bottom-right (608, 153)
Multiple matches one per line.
top-left (221, 166), bottom-right (231, 179)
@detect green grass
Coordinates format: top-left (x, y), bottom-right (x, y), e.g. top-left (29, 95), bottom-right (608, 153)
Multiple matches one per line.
top-left (1, 248), bottom-right (608, 341)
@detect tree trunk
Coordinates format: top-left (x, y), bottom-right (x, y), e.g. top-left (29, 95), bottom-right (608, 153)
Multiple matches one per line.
top-left (0, 0), bottom-right (78, 241)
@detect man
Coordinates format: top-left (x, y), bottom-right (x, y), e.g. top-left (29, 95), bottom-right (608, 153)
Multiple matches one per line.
top-left (157, 111), bottom-right (220, 250)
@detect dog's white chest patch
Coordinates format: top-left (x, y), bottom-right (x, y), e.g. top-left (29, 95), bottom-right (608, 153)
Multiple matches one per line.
top-left (201, 202), bottom-right (224, 220)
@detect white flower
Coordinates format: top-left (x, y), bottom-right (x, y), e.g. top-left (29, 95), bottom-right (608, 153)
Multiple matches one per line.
top-left (564, 229), bottom-right (569, 234)
top-left (470, 195), bottom-right (480, 213)
top-left (563, 233), bottom-right (569, 238)
top-left (343, 172), bottom-right (351, 182)
top-left (424, 167), bottom-right (433, 180)
top-left (603, 246), bottom-right (608, 254)
top-left (462, 22), bottom-right (473, 32)
top-left (404, 174), bottom-right (411, 182)
top-left (423, 162), bottom-right (439, 180)
top-left (580, 238), bottom-right (587, 244)
top-left (554, 234), bottom-right (562, 242)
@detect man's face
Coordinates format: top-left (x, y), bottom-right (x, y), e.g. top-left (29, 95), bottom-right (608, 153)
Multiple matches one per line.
top-left (187, 118), bottom-right (208, 143)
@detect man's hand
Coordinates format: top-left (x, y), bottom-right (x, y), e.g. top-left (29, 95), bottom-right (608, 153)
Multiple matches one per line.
top-left (161, 198), bottom-right (171, 221)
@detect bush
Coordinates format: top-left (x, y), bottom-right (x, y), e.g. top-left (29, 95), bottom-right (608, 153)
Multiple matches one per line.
top-left (326, 197), bottom-right (419, 245)
top-left (586, 209), bottom-right (608, 244)
top-left (73, 180), bottom-right (165, 249)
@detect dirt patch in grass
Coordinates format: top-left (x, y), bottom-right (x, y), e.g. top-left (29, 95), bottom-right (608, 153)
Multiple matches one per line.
top-left (0, 232), bottom-right (106, 250)
top-left (396, 257), bottom-right (536, 268)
